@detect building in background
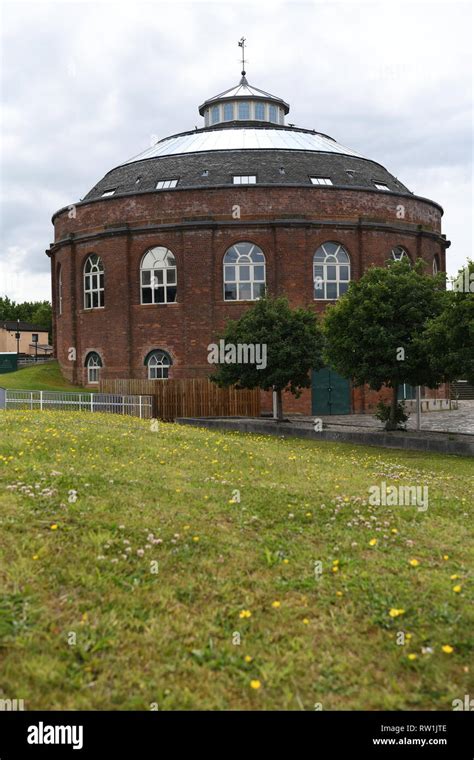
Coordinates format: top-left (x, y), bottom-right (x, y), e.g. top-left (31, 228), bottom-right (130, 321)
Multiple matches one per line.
top-left (0, 321), bottom-right (52, 358)
top-left (47, 50), bottom-right (449, 413)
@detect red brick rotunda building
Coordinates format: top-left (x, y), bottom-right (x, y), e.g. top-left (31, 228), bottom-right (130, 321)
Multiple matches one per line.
top-left (48, 65), bottom-right (450, 415)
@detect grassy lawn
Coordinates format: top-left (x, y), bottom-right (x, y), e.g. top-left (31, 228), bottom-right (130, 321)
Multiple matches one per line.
top-left (0, 361), bottom-right (89, 393)
top-left (0, 410), bottom-right (472, 710)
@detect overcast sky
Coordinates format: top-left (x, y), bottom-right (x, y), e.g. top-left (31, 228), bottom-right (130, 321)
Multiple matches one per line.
top-left (0, 0), bottom-right (472, 303)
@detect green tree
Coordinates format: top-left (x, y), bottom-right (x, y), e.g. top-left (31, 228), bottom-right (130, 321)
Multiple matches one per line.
top-left (0, 296), bottom-right (52, 341)
top-left (210, 296), bottom-right (324, 421)
top-left (323, 260), bottom-right (445, 430)
top-left (424, 260), bottom-right (474, 385)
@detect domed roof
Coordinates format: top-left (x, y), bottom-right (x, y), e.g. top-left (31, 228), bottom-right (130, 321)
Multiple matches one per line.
top-left (81, 64), bottom-right (413, 202)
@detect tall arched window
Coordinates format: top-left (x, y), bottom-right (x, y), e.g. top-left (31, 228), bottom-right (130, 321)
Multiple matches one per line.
top-left (391, 246), bottom-right (410, 262)
top-left (313, 242), bottom-right (351, 300)
top-left (223, 242), bottom-right (266, 301)
top-left (145, 349), bottom-right (172, 380)
top-left (85, 352), bottom-right (102, 384)
top-left (141, 247), bottom-right (177, 304)
top-left (433, 255), bottom-right (440, 275)
top-left (84, 254), bottom-right (104, 309)
top-left (57, 265), bottom-right (62, 316)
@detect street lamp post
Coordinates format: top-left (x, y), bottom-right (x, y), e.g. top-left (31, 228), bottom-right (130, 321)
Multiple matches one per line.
top-left (15, 319), bottom-right (20, 355)
top-left (32, 334), bottom-right (38, 362)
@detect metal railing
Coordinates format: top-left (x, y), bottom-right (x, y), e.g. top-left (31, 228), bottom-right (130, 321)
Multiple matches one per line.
top-left (1, 389), bottom-right (153, 419)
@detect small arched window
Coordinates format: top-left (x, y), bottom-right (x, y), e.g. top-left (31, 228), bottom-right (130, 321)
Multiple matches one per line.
top-left (313, 242), bottom-right (351, 300)
top-left (84, 254), bottom-right (104, 309)
top-left (145, 349), bottom-right (172, 380)
top-left (223, 242), bottom-right (266, 301)
top-left (391, 246), bottom-right (410, 262)
top-left (85, 352), bottom-right (102, 384)
top-left (58, 265), bottom-right (63, 316)
top-left (140, 247), bottom-right (177, 304)
top-left (433, 255), bottom-right (440, 275)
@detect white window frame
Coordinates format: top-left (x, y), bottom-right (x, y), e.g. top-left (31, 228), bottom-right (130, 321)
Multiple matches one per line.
top-left (313, 242), bottom-right (351, 301)
top-left (156, 179), bottom-right (179, 189)
top-left (391, 246), bottom-right (410, 262)
top-left (101, 189), bottom-right (116, 197)
top-left (254, 102), bottom-right (265, 120)
top-left (233, 175), bottom-right (257, 185)
top-left (84, 254), bottom-right (104, 310)
top-left (86, 353), bottom-right (102, 384)
top-left (223, 242), bottom-right (266, 302)
top-left (223, 103), bottom-right (234, 121)
top-left (310, 177), bottom-right (333, 186)
top-left (238, 101), bottom-right (250, 119)
top-left (140, 247), bottom-right (177, 305)
top-left (433, 256), bottom-right (439, 275)
top-left (146, 350), bottom-right (171, 380)
top-left (58, 266), bottom-right (63, 316)
top-left (374, 182), bottom-right (390, 191)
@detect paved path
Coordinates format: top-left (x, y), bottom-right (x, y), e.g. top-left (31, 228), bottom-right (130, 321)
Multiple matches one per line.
top-left (295, 401), bottom-right (474, 436)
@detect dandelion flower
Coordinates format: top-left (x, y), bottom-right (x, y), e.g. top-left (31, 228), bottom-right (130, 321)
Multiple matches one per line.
top-left (453, 585), bottom-right (462, 593)
top-left (283, 559), bottom-right (289, 565)
top-left (407, 653), bottom-right (417, 661)
top-left (369, 538), bottom-right (377, 546)
top-left (192, 536), bottom-right (200, 542)
top-left (441, 645), bottom-right (454, 654)
top-left (409, 559), bottom-right (420, 567)
top-left (250, 680), bottom-right (261, 690)
top-left (239, 610), bottom-right (252, 619)
top-left (303, 618), bottom-right (309, 625)
top-left (443, 554), bottom-right (449, 560)
top-left (336, 591), bottom-right (343, 597)
top-left (271, 601), bottom-right (281, 608)
top-left (389, 608), bottom-right (405, 618)
top-left (244, 655), bottom-right (253, 663)
top-left (50, 524), bottom-right (58, 530)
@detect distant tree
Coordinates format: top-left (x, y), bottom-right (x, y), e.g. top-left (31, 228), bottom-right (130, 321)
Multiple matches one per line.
top-left (424, 260), bottom-right (474, 385)
top-left (210, 296), bottom-right (325, 421)
top-left (0, 296), bottom-right (52, 341)
top-left (323, 260), bottom-right (445, 430)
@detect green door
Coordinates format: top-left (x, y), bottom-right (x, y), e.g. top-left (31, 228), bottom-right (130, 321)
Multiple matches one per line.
top-left (312, 368), bottom-right (350, 415)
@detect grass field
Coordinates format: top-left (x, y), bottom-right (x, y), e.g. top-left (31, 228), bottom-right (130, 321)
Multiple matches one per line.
top-left (0, 361), bottom-right (88, 392)
top-left (0, 410), bottom-right (472, 710)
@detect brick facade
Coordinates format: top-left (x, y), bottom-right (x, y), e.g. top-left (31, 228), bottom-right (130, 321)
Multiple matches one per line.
top-left (48, 185), bottom-right (449, 413)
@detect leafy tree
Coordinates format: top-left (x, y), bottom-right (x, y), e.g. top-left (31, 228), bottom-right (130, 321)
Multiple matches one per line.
top-left (323, 260), bottom-right (445, 430)
top-left (0, 296), bottom-right (52, 341)
top-left (210, 296), bottom-right (324, 420)
top-left (424, 260), bottom-right (474, 385)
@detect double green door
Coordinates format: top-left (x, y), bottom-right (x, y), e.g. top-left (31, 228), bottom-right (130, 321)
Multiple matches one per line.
top-left (312, 368), bottom-right (351, 415)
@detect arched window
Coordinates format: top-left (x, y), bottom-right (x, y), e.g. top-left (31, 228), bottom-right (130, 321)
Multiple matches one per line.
top-left (57, 265), bottom-right (62, 316)
top-left (433, 255), bottom-right (440, 275)
top-left (313, 242), bottom-right (351, 300)
top-left (145, 349), bottom-right (172, 380)
top-left (84, 254), bottom-right (104, 309)
top-left (223, 242), bottom-right (266, 301)
top-left (140, 247), bottom-right (177, 304)
top-left (85, 352), bottom-right (102, 384)
top-left (391, 246), bottom-right (410, 262)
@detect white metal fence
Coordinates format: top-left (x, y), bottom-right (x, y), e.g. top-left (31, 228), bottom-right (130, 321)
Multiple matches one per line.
top-left (1, 389), bottom-right (153, 419)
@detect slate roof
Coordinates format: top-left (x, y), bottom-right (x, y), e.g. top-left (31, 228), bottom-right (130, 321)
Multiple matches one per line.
top-left (84, 125), bottom-right (411, 201)
top-left (1, 321), bottom-right (48, 332)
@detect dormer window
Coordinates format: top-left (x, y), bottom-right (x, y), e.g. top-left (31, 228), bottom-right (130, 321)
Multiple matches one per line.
top-left (101, 189), bottom-right (116, 197)
top-left (238, 102), bottom-right (250, 119)
top-left (374, 182), bottom-right (390, 191)
top-left (156, 179), bottom-right (179, 189)
top-left (233, 175), bottom-right (256, 185)
top-left (255, 102), bottom-right (265, 120)
top-left (310, 177), bottom-right (333, 186)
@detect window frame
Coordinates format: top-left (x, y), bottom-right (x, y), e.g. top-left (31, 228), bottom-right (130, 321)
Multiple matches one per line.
top-left (313, 242), bottom-right (351, 301)
top-left (310, 177), bottom-right (333, 186)
top-left (145, 349), bottom-right (172, 380)
top-left (223, 241), bottom-right (266, 302)
top-left (140, 246), bottom-right (177, 305)
top-left (374, 182), bottom-right (390, 191)
top-left (391, 246), bottom-right (410, 263)
top-left (155, 178), bottom-right (179, 190)
top-left (233, 175), bottom-right (257, 185)
top-left (85, 352), bottom-right (102, 385)
top-left (83, 254), bottom-right (105, 310)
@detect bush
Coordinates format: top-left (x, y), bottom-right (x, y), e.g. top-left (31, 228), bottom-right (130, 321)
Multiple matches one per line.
top-left (374, 400), bottom-right (409, 431)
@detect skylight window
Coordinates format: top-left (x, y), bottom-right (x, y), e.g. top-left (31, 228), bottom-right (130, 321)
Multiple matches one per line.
top-left (374, 182), bottom-right (390, 191)
top-left (233, 175), bottom-right (256, 185)
top-left (310, 177), bottom-right (333, 186)
top-left (156, 179), bottom-right (179, 189)
top-left (101, 189), bottom-right (116, 197)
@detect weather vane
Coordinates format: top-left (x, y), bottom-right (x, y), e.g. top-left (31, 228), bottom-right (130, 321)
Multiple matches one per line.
top-left (238, 37), bottom-right (247, 76)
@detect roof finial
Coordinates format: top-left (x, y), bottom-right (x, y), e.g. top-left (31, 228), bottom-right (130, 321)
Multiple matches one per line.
top-left (238, 37), bottom-right (247, 77)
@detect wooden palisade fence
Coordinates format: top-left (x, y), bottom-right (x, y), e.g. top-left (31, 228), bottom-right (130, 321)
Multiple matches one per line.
top-left (99, 377), bottom-right (260, 421)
